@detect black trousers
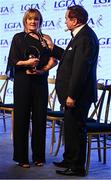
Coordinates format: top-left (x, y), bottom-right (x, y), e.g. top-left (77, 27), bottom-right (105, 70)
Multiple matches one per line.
top-left (13, 73), bottom-right (48, 163)
top-left (63, 101), bottom-right (91, 169)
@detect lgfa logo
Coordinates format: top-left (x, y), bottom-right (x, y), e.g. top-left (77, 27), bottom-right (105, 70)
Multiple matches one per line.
top-left (88, 15), bottom-right (103, 29)
top-left (0, 39), bottom-right (8, 47)
top-left (20, 3), bottom-right (40, 13)
top-left (0, 5), bottom-right (14, 15)
top-left (7, 87), bottom-right (13, 96)
top-left (4, 56), bottom-right (8, 62)
top-left (42, 18), bottom-right (62, 30)
top-left (54, 0), bottom-right (76, 9)
top-left (42, 20), bottom-right (55, 29)
top-left (54, 38), bottom-right (70, 46)
top-left (54, 0), bottom-right (84, 9)
top-left (40, 0), bottom-right (47, 11)
top-left (4, 22), bottom-right (22, 31)
top-left (99, 37), bottom-right (111, 47)
top-left (94, 0), bottom-right (111, 4)
top-left (93, 0), bottom-right (111, 7)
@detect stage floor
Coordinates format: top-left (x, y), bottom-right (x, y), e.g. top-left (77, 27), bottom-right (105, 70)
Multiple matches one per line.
top-left (0, 116), bottom-right (111, 179)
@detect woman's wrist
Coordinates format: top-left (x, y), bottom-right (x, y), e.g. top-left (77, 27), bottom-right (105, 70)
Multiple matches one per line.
top-left (16, 60), bottom-right (29, 66)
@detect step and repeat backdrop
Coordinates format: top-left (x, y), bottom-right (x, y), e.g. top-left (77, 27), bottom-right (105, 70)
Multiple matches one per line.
top-left (0, 0), bottom-right (111, 105)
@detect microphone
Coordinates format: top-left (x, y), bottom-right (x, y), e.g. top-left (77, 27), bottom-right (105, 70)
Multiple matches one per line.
top-left (37, 30), bottom-right (49, 49)
top-left (64, 28), bottom-right (69, 32)
top-left (37, 30), bottom-right (44, 41)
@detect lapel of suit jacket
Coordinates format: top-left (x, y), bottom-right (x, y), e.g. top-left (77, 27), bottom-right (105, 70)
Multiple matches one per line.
top-left (62, 24), bottom-right (88, 58)
top-left (59, 25), bottom-right (88, 66)
top-left (58, 38), bottom-right (74, 69)
top-left (62, 37), bottom-right (74, 59)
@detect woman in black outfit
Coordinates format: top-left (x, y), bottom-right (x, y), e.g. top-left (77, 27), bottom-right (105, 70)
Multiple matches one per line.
top-left (7, 8), bottom-right (57, 168)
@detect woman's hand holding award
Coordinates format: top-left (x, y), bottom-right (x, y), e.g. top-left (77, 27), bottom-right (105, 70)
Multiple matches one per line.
top-left (26, 53), bottom-right (40, 74)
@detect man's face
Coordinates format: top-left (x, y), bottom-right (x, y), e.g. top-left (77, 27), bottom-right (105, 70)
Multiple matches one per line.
top-left (65, 10), bottom-right (76, 31)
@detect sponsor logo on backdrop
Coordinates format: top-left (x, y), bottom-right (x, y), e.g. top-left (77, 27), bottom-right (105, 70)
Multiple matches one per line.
top-left (0, 71), bottom-right (5, 75)
top-left (20, 0), bottom-right (47, 13)
top-left (99, 37), bottom-right (111, 48)
top-left (4, 22), bottom-right (22, 32)
top-left (41, 0), bottom-right (47, 11)
top-left (93, 0), bottom-right (111, 7)
top-left (97, 78), bottom-right (111, 86)
top-left (21, 3), bottom-right (40, 13)
top-left (53, 38), bottom-right (70, 46)
top-left (0, 4), bottom-right (14, 15)
top-left (4, 56), bottom-right (8, 63)
top-left (88, 15), bottom-right (103, 29)
top-left (42, 18), bottom-right (62, 30)
top-left (54, 0), bottom-right (84, 10)
top-left (56, 18), bottom-right (62, 29)
top-left (97, 55), bottom-right (102, 67)
top-left (7, 87), bottom-right (13, 96)
top-left (0, 39), bottom-right (9, 48)
top-left (42, 20), bottom-right (55, 30)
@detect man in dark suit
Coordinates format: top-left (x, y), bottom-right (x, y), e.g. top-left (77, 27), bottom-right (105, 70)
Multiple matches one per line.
top-left (45, 5), bottom-right (99, 176)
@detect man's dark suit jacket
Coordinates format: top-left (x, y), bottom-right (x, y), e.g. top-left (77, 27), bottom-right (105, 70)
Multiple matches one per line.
top-left (53, 24), bottom-right (99, 106)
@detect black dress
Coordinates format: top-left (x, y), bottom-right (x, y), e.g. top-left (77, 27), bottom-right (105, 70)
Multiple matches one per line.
top-left (7, 32), bottom-right (50, 163)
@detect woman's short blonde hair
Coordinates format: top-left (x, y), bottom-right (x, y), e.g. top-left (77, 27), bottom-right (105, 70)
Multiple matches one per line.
top-left (23, 8), bottom-right (43, 28)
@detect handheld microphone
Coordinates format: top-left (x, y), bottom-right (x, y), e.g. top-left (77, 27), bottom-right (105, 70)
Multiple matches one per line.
top-left (64, 28), bottom-right (69, 32)
top-left (38, 30), bottom-right (44, 41)
top-left (37, 30), bottom-right (49, 49)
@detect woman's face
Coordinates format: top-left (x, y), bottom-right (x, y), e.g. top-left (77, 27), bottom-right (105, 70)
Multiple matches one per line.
top-left (25, 13), bottom-right (40, 33)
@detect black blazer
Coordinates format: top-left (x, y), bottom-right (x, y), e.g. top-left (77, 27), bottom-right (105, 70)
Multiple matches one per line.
top-left (53, 24), bottom-right (99, 106)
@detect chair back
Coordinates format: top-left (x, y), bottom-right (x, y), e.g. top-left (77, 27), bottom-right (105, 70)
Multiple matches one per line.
top-left (88, 83), bottom-right (111, 124)
top-left (104, 84), bottom-right (111, 124)
top-left (0, 75), bottom-right (9, 104)
top-left (48, 77), bottom-right (57, 111)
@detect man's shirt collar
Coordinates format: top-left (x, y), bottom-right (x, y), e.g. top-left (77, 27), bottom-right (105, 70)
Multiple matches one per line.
top-left (72, 24), bottom-right (85, 37)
